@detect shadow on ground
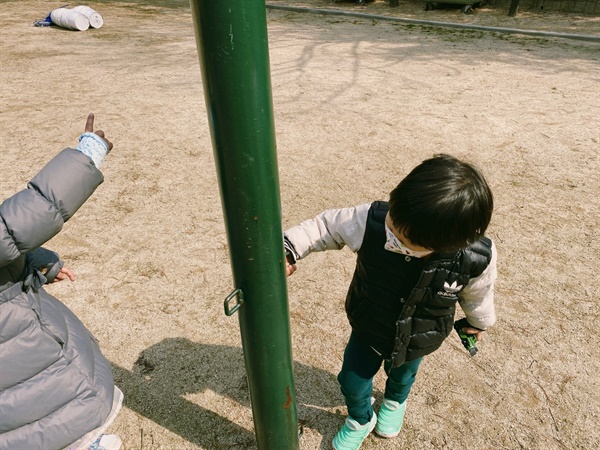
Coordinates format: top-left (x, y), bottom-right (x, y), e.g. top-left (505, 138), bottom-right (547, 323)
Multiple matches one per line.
top-left (112, 338), bottom-right (348, 448)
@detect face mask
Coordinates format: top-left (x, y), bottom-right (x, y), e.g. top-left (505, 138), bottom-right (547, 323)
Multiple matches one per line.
top-left (384, 223), bottom-right (433, 258)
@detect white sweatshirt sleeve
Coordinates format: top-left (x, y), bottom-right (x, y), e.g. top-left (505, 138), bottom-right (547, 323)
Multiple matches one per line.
top-left (284, 203), bottom-right (371, 259)
top-left (458, 239), bottom-right (498, 330)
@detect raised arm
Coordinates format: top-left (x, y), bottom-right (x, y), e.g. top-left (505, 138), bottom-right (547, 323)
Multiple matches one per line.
top-left (0, 114), bottom-right (111, 267)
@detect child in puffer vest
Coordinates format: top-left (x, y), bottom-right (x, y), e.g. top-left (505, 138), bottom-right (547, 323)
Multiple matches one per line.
top-left (284, 154), bottom-right (497, 450)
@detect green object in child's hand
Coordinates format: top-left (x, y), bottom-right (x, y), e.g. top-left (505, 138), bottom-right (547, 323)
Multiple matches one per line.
top-left (453, 318), bottom-right (478, 356)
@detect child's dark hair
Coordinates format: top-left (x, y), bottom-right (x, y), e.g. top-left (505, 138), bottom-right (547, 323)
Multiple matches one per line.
top-left (388, 154), bottom-right (493, 253)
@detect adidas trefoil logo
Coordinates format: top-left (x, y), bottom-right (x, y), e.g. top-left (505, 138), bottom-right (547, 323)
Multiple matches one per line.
top-left (443, 281), bottom-right (463, 293)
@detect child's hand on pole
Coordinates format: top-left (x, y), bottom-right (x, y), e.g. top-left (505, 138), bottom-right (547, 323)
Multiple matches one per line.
top-left (285, 256), bottom-right (297, 277)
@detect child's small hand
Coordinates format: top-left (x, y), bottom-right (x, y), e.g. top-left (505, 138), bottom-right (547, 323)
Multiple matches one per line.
top-left (52, 267), bottom-right (76, 283)
top-left (285, 258), bottom-right (297, 277)
top-left (461, 326), bottom-right (483, 341)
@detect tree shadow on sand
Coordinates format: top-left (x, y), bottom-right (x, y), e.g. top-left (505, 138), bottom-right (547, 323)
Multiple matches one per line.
top-left (112, 337), bottom-right (349, 448)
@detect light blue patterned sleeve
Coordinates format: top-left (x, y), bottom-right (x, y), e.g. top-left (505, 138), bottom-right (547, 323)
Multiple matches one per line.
top-left (76, 132), bottom-right (109, 168)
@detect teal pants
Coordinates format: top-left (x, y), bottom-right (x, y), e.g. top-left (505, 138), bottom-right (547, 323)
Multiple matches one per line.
top-left (337, 332), bottom-right (423, 425)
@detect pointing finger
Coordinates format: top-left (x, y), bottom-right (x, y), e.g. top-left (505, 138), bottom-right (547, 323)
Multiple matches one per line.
top-left (85, 113), bottom-right (95, 133)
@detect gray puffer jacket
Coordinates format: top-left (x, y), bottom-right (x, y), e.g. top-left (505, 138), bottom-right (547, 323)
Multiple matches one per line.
top-left (0, 149), bottom-right (115, 449)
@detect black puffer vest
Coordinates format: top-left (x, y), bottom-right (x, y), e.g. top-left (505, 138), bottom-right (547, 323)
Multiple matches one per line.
top-left (345, 201), bottom-right (492, 368)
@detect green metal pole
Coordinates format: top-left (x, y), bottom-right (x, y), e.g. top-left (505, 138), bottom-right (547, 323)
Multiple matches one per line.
top-left (188, 1), bottom-right (299, 449)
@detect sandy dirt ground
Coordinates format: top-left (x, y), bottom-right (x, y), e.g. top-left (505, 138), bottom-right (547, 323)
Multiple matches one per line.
top-left (1, 0), bottom-right (599, 449)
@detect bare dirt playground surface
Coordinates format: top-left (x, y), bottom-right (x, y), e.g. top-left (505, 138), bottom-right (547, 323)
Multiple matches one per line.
top-left (1, 1), bottom-right (599, 449)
